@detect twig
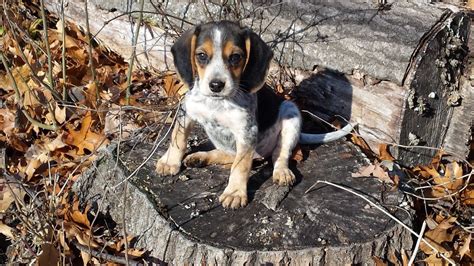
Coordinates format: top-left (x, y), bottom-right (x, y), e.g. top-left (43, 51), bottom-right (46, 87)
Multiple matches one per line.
top-left (305, 180), bottom-right (456, 264)
top-left (92, 10), bottom-right (192, 40)
top-left (60, 0), bottom-right (67, 101)
top-left (301, 109), bottom-right (342, 130)
top-left (72, 241), bottom-right (142, 266)
top-left (409, 220), bottom-right (426, 266)
top-left (84, 0), bottom-right (99, 102)
top-left (125, 0), bottom-right (145, 105)
top-left (39, 0), bottom-right (54, 89)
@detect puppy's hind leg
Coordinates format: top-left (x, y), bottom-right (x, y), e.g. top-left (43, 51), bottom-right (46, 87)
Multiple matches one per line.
top-left (272, 101), bottom-right (301, 186)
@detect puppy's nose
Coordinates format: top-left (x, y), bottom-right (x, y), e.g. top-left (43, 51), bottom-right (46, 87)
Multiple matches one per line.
top-left (209, 79), bottom-right (225, 92)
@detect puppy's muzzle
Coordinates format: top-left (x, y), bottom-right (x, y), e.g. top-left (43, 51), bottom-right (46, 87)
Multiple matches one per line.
top-left (209, 79), bottom-right (225, 93)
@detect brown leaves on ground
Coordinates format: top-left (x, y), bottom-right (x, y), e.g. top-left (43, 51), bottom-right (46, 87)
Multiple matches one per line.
top-left (350, 139), bottom-right (473, 264)
top-left (0, 1), bottom-right (174, 264)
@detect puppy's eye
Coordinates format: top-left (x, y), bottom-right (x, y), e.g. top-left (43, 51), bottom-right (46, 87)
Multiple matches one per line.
top-left (196, 53), bottom-right (209, 63)
top-left (229, 53), bottom-right (242, 65)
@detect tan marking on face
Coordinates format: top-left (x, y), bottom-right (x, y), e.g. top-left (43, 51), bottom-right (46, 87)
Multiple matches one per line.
top-left (244, 37), bottom-right (251, 72)
top-left (223, 40), bottom-right (245, 80)
top-left (190, 34), bottom-right (197, 79)
top-left (195, 39), bottom-right (214, 80)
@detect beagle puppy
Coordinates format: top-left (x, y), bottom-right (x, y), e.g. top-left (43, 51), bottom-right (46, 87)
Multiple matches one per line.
top-left (156, 21), bottom-right (353, 209)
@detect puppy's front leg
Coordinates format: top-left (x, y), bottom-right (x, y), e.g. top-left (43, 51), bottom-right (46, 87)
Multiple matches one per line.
top-left (156, 107), bottom-right (194, 175)
top-left (219, 142), bottom-right (254, 209)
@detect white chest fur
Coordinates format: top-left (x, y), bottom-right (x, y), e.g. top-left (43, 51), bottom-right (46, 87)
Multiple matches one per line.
top-left (184, 90), bottom-right (258, 153)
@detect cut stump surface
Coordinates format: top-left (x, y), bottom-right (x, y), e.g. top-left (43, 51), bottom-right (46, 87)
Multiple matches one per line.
top-left (75, 132), bottom-right (413, 264)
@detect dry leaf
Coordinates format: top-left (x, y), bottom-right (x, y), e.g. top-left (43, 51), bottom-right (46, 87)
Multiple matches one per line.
top-left (54, 103), bottom-right (66, 124)
top-left (163, 73), bottom-right (187, 97)
top-left (431, 162), bottom-right (464, 197)
top-left (458, 232), bottom-right (471, 259)
top-left (431, 149), bottom-right (444, 170)
top-left (461, 189), bottom-right (474, 205)
top-left (124, 248), bottom-right (146, 258)
top-left (467, 0), bottom-right (474, 10)
top-left (37, 243), bottom-right (60, 266)
top-left (378, 143), bottom-right (395, 161)
top-left (350, 134), bottom-right (374, 158)
top-left (24, 134), bottom-right (67, 179)
top-left (372, 256), bottom-right (387, 266)
top-left (65, 111), bottom-right (109, 155)
top-left (420, 217), bottom-right (457, 255)
top-left (423, 253), bottom-right (446, 265)
top-left (352, 161), bottom-right (392, 183)
top-left (291, 145), bottom-right (304, 162)
top-left (68, 199), bottom-right (91, 229)
top-left (0, 180), bottom-right (26, 212)
top-left (0, 222), bottom-right (15, 239)
top-left (0, 108), bottom-right (15, 136)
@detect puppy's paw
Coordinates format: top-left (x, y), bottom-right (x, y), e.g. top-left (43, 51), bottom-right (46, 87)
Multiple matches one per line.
top-left (183, 152), bottom-right (208, 168)
top-left (272, 167), bottom-right (295, 186)
top-left (219, 188), bottom-right (248, 209)
top-left (155, 159), bottom-right (180, 176)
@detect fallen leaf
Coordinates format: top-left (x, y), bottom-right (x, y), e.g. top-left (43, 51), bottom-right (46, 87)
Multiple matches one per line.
top-left (163, 73), bottom-right (186, 97)
top-left (124, 248), bottom-right (146, 258)
top-left (54, 103), bottom-right (66, 124)
top-left (65, 111), bottom-right (109, 155)
top-left (432, 162), bottom-right (464, 196)
top-left (352, 161), bottom-right (392, 183)
top-left (67, 198), bottom-right (91, 229)
top-left (458, 232), bottom-right (471, 259)
top-left (378, 143), bottom-right (395, 161)
top-left (420, 217), bottom-right (457, 255)
top-left (431, 149), bottom-right (445, 170)
top-left (350, 134), bottom-right (374, 158)
top-left (0, 222), bottom-right (15, 239)
top-left (423, 253), bottom-right (446, 265)
top-left (291, 145), bottom-right (304, 162)
top-left (461, 188), bottom-right (474, 205)
top-left (372, 256), bottom-right (387, 266)
top-left (37, 243), bottom-right (60, 266)
top-left (467, 0), bottom-right (474, 10)
top-left (0, 180), bottom-right (25, 212)
top-left (0, 108), bottom-right (15, 136)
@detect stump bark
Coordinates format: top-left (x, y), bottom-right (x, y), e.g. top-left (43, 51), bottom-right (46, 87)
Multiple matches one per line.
top-left (74, 129), bottom-right (413, 265)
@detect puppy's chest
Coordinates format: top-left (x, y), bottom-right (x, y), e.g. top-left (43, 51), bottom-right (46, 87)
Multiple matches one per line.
top-left (185, 95), bottom-right (256, 150)
top-left (185, 96), bottom-right (253, 129)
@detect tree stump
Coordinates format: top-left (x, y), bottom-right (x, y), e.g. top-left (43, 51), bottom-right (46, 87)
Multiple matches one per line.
top-left (74, 129), bottom-right (413, 265)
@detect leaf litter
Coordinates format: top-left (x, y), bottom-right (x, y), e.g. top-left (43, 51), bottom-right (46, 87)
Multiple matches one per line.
top-left (0, 1), bottom-right (181, 264)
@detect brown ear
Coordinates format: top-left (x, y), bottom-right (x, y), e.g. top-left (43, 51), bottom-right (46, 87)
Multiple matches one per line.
top-left (241, 29), bottom-right (273, 93)
top-left (171, 26), bottom-right (200, 88)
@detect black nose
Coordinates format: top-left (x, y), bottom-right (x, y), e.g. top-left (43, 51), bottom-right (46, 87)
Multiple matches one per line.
top-left (209, 80), bottom-right (225, 92)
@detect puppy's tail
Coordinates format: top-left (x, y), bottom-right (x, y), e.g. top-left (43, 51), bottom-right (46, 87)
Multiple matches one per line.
top-left (299, 123), bottom-right (355, 144)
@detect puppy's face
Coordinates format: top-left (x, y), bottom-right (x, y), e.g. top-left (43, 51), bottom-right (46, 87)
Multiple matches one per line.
top-left (193, 24), bottom-right (246, 97)
top-left (171, 21), bottom-right (273, 97)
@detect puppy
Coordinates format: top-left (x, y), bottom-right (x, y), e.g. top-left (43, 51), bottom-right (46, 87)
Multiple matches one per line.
top-left (156, 21), bottom-right (353, 209)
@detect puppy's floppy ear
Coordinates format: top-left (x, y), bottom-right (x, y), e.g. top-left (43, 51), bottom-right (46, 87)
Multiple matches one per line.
top-left (241, 29), bottom-right (273, 93)
top-left (171, 26), bottom-right (200, 88)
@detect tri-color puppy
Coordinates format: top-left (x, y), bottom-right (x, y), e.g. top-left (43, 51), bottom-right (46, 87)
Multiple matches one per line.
top-left (156, 21), bottom-right (352, 209)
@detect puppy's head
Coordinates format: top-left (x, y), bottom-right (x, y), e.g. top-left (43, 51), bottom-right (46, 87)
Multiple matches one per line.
top-left (171, 21), bottom-right (273, 97)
